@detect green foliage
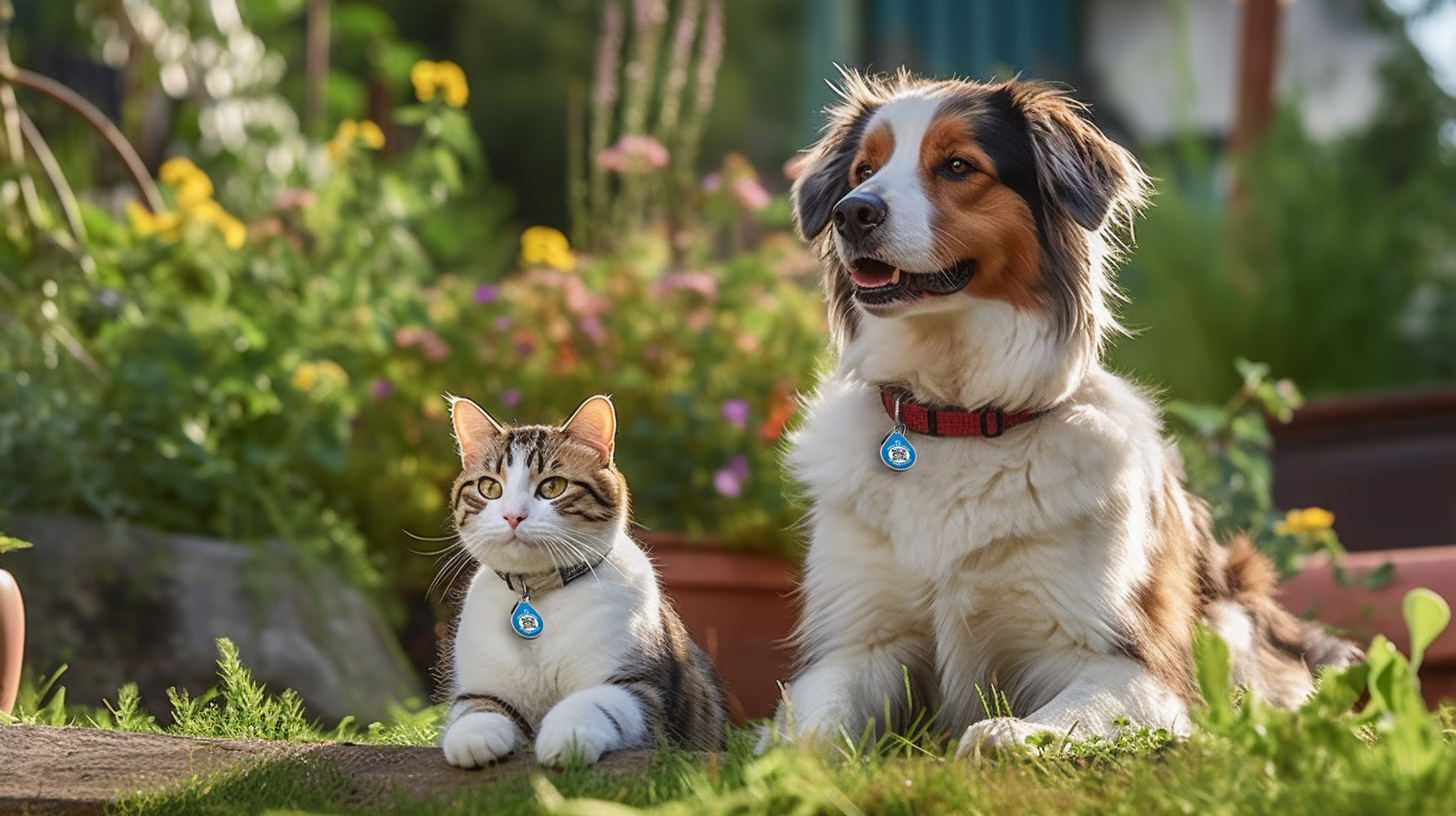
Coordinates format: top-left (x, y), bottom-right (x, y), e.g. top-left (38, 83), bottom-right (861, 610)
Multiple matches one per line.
top-left (167, 638), bottom-right (318, 742)
top-left (4, 639), bottom-right (442, 743)
top-left (352, 224), bottom-right (826, 566)
top-left (1195, 587), bottom-right (1453, 791)
top-left (0, 65), bottom-right (509, 590)
top-left (1166, 359), bottom-right (1343, 576)
top-left (1112, 16), bottom-right (1456, 402)
top-left (0, 532), bottom-right (32, 554)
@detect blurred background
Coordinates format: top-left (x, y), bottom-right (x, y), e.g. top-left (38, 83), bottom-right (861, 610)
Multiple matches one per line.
top-left (1, 0), bottom-right (1453, 722)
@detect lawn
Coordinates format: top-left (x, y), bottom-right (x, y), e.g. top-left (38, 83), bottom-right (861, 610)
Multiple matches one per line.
top-left (4, 591), bottom-right (1454, 816)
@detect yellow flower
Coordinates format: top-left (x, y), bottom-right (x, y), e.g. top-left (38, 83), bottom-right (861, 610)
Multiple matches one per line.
top-left (126, 200), bottom-right (182, 242)
top-left (1275, 507), bottom-right (1336, 536)
top-left (435, 61), bottom-right (469, 108)
top-left (520, 226), bottom-right (575, 271)
top-left (291, 362), bottom-right (319, 391)
top-left (328, 119), bottom-right (359, 161)
top-left (315, 360), bottom-right (350, 387)
top-left (216, 213), bottom-right (247, 249)
top-left (159, 157), bottom-right (215, 210)
top-left (358, 119), bottom-right (386, 149)
top-left (158, 157), bottom-right (203, 187)
top-left (410, 60), bottom-right (440, 102)
top-left (410, 59), bottom-right (469, 107)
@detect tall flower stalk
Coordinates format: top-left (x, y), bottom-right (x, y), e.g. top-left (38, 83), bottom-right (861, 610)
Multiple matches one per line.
top-left (571, 0), bottom-right (725, 252)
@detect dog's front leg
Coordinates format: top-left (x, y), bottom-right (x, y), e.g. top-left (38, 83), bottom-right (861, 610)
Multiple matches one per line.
top-left (770, 510), bottom-right (933, 748)
top-left (956, 653), bottom-right (1190, 756)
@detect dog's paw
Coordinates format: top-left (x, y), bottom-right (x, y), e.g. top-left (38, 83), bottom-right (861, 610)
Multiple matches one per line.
top-left (442, 711), bottom-right (518, 768)
top-left (955, 717), bottom-right (1055, 758)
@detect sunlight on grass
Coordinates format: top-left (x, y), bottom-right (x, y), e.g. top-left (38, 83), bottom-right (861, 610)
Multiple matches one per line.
top-left (9, 595), bottom-right (1456, 816)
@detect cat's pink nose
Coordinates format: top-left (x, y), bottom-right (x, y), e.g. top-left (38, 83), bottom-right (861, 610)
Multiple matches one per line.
top-left (504, 512), bottom-right (527, 529)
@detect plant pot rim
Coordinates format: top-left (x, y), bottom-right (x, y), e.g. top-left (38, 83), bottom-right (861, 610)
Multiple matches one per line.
top-left (634, 532), bottom-right (799, 593)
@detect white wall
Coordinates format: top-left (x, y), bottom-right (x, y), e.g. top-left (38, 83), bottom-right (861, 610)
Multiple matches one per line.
top-left (1085, 0), bottom-right (1393, 141)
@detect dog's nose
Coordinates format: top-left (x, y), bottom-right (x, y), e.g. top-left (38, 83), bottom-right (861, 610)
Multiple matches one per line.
top-left (832, 193), bottom-right (888, 243)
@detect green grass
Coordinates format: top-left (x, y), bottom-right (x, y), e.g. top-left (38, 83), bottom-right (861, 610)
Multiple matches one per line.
top-left (7, 592), bottom-right (1456, 815)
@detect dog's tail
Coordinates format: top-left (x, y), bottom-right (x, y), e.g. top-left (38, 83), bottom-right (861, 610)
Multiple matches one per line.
top-left (1202, 536), bottom-right (1364, 708)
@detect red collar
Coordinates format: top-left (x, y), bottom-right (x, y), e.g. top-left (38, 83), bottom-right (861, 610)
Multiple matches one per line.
top-left (880, 387), bottom-right (1047, 438)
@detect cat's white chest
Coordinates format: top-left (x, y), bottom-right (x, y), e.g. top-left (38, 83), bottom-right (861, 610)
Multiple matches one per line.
top-left (452, 555), bottom-right (656, 723)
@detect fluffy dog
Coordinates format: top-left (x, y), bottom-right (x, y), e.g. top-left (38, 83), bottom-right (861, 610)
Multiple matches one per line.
top-left (774, 70), bottom-right (1360, 753)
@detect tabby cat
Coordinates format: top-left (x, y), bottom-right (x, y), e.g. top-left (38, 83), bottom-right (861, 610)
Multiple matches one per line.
top-left (441, 394), bottom-right (729, 767)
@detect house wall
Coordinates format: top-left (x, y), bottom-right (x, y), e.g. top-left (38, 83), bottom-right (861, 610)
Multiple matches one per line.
top-left (1085, 0), bottom-right (1392, 142)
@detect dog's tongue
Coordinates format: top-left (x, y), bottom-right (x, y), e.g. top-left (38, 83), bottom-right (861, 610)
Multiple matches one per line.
top-left (850, 262), bottom-right (900, 289)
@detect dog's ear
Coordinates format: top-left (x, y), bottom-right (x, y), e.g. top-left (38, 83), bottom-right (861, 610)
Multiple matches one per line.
top-left (791, 133), bottom-right (859, 241)
top-left (1016, 85), bottom-right (1148, 232)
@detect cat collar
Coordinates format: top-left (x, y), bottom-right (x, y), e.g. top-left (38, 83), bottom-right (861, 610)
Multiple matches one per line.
top-left (494, 559), bottom-right (602, 595)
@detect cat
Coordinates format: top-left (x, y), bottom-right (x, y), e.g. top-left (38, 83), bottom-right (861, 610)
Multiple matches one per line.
top-left (440, 394), bottom-right (729, 767)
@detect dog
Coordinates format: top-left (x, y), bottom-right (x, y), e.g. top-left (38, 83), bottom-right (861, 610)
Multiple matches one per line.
top-left (773, 70), bottom-right (1361, 754)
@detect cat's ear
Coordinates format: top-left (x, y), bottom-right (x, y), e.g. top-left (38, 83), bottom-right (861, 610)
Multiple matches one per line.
top-left (448, 395), bottom-right (503, 466)
top-left (562, 395), bottom-right (616, 464)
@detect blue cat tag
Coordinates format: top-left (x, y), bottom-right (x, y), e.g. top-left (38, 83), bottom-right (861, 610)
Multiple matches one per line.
top-left (879, 426), bottom-right (916, 471)
top-left (511, 595), bottom-right (544, 639)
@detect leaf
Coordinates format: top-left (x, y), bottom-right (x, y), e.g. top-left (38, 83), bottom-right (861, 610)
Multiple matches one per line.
top-left (1192, 623), bottom-right (1233, 727)
top-left (1402, 588), bottom-right (1450, 673)
top-left (0, 534), bottom-right (33, 554)
top-left (1360, 561), bottom-right (1397, 591)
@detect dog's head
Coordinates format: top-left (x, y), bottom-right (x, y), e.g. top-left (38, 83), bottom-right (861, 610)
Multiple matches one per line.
top-left (793, 70), bottom-right (1149, 358)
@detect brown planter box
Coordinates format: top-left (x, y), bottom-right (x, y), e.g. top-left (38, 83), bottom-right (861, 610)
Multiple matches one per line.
top-left (639, 536), bottom-right (799, 723)
top-left (1279, 545), bottom-right (1456, 707)
top-left (1273, 389), bottom-right (1456, 552)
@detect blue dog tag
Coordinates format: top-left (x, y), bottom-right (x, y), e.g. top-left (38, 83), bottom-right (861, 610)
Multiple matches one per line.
top-left (880, 427), bottom-right (916, 471)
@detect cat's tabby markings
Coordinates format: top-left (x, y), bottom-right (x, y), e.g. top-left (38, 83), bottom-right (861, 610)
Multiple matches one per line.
top-left (440, 394), bottom-right (729, 767)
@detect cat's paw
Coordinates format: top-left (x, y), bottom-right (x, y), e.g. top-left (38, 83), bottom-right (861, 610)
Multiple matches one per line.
top-left (954, 717), bottom-right (1053, 758)
top-left (442, 712), bottom-right (518, 768)
top-left (535, 721), bottom-right (614, 766)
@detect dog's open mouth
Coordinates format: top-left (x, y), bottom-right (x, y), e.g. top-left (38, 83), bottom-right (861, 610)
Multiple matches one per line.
top-left (848, 259), bottom-right (977, 304)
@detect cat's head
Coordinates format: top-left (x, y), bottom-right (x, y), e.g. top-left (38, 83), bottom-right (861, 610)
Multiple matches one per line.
top-left (448, 394), bottom-right (628, 575)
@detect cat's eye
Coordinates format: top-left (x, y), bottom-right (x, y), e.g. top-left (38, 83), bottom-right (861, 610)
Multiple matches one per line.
top-left (477, 477), bottom-right (502, 500)
top-left (537, 476), bottom-right (568, 499)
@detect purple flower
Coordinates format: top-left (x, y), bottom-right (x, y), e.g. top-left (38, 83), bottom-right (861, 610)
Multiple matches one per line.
top-left (728, 455), bottom-right (749, 479)
top-left (579, 316), bottom-right (607, 346)
top-left (370, 379), bottom-right (392, 399)
top-left (473, 284), bottom-right (500, 304)
top-left (712, 455), bottom-right (750, 498)
top-left (721, 399), bottom-right (750, 428)
top-left (500, 389), bottom-right (521, 408)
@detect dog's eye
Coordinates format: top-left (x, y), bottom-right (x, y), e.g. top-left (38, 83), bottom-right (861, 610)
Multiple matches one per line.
top-left (946, 158), bottom-right (974, 175)
top-left (855, 163), bottom-right (874, 182)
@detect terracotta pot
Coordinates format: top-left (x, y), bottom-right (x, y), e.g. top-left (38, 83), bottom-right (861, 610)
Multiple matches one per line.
top-left (1272, 388), bottom-right (1456, 552)
top-left (0, 568), bottom-right (23, 715)
top-left (636, 534), bottom-right (799, 723)
top-left (1278, 545), bottom-right (1456, 707)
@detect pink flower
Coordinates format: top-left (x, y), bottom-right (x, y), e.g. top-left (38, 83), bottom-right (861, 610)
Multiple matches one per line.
top-left (654, 271), bottom-right (718, 301)
top-left (371, 379), bottom-right (392, 399)
top-left (701, 172), bottom-right (722, 193)
top-left (721, 399), bottom-right (749, 428)
top-left (501, 389), bottom-right (522, 408)
top-left (473, 284), bottom-right (500, 304)
top-left (495, 315), bottom-right (513, 332)
top-left (782, 154), bottom-right (808, 181)
top-left (731, 177), bottom-right (771, 211)
top-left (596, 134), bottom-right (670, 174)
